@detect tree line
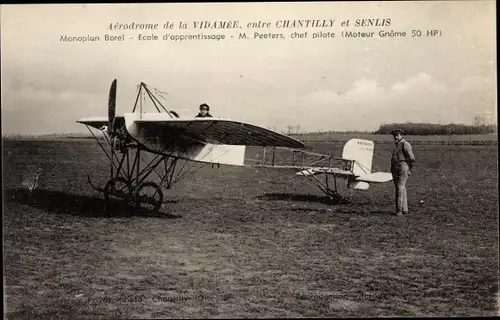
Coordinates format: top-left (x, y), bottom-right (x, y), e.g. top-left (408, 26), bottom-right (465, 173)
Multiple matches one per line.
top-left (374, 123), bottom-right (497, 135)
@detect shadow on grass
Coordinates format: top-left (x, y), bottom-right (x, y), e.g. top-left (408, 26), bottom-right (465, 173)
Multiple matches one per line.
top-left (258, 193), bottom-right (396, 216)
top-left (289, 207), bottom-right (395, 216)
top-left (256, 192), bottom-right (349, 205)
top-left (5, 188), bottom-right (181, 219)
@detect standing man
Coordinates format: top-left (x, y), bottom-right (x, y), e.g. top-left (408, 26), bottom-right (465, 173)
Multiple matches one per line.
top-left (390, 129), bottom-right (416, 216)
top-left (195, 103), bottom-right (212, 118)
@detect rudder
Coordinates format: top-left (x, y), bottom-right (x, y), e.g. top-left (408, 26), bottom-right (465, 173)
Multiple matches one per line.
top-left (342, 139), bottom-right (374, 176)
top-left (342, 139), bottom-right (374, 190)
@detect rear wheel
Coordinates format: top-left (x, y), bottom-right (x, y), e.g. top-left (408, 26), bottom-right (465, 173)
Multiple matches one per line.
top-left (134, 181), bottom-right (163, 213)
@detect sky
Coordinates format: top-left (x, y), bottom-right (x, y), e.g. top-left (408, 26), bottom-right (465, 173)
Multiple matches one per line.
top-left (1, 1), bottom-right (497, 134)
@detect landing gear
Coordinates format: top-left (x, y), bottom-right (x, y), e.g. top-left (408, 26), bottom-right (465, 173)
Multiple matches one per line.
top-left (86, 138), bottom-right (179, 216)
top-left (101, 177), bottom-right (165, 214)
top-left (83, 80), bottom-right (187, 217)
top-left (102, 177), bottom-right (163, 213)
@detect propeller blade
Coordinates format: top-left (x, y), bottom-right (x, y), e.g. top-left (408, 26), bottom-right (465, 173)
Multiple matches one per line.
top-left (108, 79), bottom-right (117, 133)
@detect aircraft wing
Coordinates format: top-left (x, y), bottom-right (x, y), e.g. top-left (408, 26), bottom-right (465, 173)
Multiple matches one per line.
top-left (77, 116), bottom-right (125, 130)
top-left (77, 117), bottom-right (107, 129)
top-left (134, 118), bottom-right (305, 148)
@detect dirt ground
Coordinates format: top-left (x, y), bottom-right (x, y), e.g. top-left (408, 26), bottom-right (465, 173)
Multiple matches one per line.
top-left (3, 138), bottom-right (498, 318)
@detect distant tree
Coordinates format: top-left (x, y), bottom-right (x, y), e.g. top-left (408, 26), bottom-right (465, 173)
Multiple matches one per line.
top-left (374, 122), bottom-right (496, 135)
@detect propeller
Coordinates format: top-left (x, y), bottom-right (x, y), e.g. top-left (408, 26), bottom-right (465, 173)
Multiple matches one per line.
top-left (108, 79), bottom-right (118, 179)
top-left (108, 79), bottom-right (117, 135)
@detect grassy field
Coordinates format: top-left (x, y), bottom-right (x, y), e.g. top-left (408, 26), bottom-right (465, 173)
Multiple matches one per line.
top-left (3, 138), bottom-right (499, 318)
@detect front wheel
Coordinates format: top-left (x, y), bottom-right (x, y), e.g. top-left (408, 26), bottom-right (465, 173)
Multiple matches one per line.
top-left (104, 177), bottom-right (132, 201)
top-left (104, 177), bottom-right (134, 214)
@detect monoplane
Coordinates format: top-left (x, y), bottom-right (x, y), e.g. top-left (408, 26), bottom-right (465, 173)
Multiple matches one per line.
top-left (77, 80), bottom-right (393, 214)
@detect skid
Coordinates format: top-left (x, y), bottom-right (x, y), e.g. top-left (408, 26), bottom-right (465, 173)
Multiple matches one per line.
top-left (300, 169), bottom-right (346, 202)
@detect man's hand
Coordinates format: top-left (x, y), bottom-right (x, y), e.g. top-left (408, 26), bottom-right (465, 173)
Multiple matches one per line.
top-left (408, 171), bottom-right (412, 176)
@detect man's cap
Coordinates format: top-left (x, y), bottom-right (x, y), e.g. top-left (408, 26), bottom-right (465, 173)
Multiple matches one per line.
top-left (391, 129), bottom-right (404, 136)
top-left (199, 103), bottom-right (210, 111)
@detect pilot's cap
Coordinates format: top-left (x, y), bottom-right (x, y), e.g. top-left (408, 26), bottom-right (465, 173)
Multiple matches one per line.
top-left (199, 103), bottom-right (210, 111)
top-left (391, 129), bottom-right (404, 136)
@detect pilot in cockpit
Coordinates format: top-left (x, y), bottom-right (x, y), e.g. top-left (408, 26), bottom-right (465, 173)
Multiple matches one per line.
top-left (195, 103), bottom-right (212, 118)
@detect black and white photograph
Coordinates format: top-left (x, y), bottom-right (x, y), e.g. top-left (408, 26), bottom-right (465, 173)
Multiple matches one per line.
top-left (2, 1), bottom-right (498, 318)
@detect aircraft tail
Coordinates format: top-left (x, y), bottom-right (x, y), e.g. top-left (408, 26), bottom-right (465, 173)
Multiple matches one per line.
top-left (342, 139), bottom-right (375, 190)
top-left (342, 139), bottom-right (374, 176)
